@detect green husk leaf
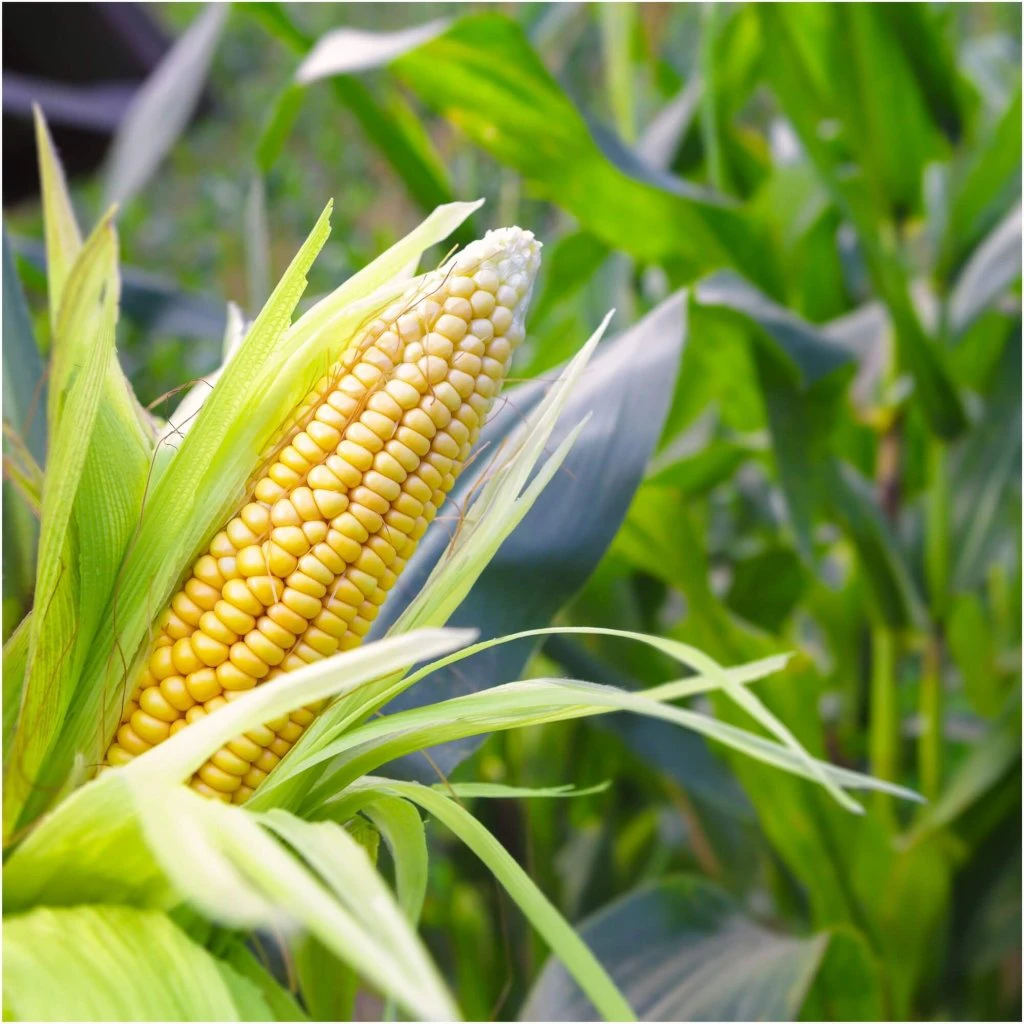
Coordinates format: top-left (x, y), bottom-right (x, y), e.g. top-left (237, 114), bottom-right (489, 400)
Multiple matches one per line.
top-left (32, 107), bottom-right (82, 329)
top-left (132, 787), bottom-right (458, 1020)
top-left (3, 904), bottom-right (277, 1022)
top-left (4, 215), bottom-right (121, 839)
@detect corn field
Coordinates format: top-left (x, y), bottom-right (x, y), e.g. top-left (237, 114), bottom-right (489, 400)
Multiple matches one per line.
top-left (2, 4), bottom-right (1020, 1022)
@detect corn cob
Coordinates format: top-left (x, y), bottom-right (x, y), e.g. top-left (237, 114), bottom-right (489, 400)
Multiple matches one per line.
top-left (104, 228), bottom-right (541, 802)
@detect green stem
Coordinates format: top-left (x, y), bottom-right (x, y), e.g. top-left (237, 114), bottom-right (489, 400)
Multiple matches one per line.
top-left (869, 625), bottom-right (899, 821)
top-left (925, 439), bottom-right (949, 619)
top-left (920, 439), bottom-right (948, 805)
top-left (918, 629), bottom-right (943, 803)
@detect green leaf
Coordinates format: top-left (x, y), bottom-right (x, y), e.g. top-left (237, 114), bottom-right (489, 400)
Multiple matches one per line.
top-left (646, 434), bottom-right (762, 496)
top-left (827, 4), bottom-right (950, 215)
top-left (259, 809), bottom-right (453, 1016)
top-left (888, 6), bottom-right (967, 139)
top-left (691, 275), bottom-right (856, 556)
top-left (4, 216), bottom-right (122, 839)
top-left (944, 84), bottom-right (1022, 274)
top-left (439, 781), bottom-right (611, 800)
top-left (289, 627), bottom-right (912, 812)
top-left (131, 787), bottom-right (458, 1020)
top-left (695, 271), bottom-right (855, 387)
top-left (2, 616), bottom-right (31, 767)
top-left (360, 796), bottom-right (429, 926)
top-left (947, 593), bottom-right (1005, 717)
top-left (293, 933), bottom-right (357, 1022)
top-left (3, 905), bottom-right (275, 1021)
top-left (950, 331), bottom-right (1021, 592)
top-left (32, 108), bottom-right (82, 328)
top-left (392, 14), bottom-right (776, 291)
top-left (757, 346), bottom-right (852, 559)
top-left (909, 711), bottom-right (1021, 843)
top-left (8, 112), bottom-right (153, 836)
top-left (247, 3), bottom-right (459, 221)
top-left (296, 19), bottom-right (449, 82)
top-left (725, 546), bottom-right (805, 634)
top-left (757, 6), bottom-right (968, 440)
top-left (3, 771), bottom-right (171, 912)
top-left (2, 230), bottom-right (45, 635)
top-left (103, 4), bottom-right (230, 209)
top-left (352, 777), bottom-right (637, 1022)
top-left (947, 204), bottom-right (1021, 338)
top-left (825, 461), bottom-right (926, 630)
top-left (598, 4), bottom-right (637, 143)
top-left (522, 877), bottom-right (884, 1021)
top-left (798, 927), bottom-right (887, 1022)
top-left (219, 943), bottom-right (309, 1021)
top-left (254, 82), bottom-right (306, 174)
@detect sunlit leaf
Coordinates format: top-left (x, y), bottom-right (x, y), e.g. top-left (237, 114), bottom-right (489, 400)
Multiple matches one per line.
top-left (103, 4), bottom-right (229, 209)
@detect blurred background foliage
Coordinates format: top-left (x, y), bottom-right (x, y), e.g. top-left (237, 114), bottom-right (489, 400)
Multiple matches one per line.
top-left (3, 3), bottom-right (1021, 1021)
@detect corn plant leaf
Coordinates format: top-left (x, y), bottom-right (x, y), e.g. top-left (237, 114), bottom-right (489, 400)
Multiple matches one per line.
top-left (947, 203), bottom-right (1022, 338)
top-left (436, 781), bottom-right (611, 800)
top-left (909, 710), bottom-right (1021, 845)
top-left (286, 629), bottom-right (914, 811)
top-left (292, 933), bottom-right (359, 1021)
top-left (359, 795), bottom-right (429, 925)
top-left (598, 4), bottom-right (637, 143)
top-left (260, 809), bottom-right (452, 1012)
top-left (3, 771), bottom-right (171, 911)
top-left (691, 273), bottom-right (857, 556)
top-left (296, 19), bottom-right (449, 81)
top-left (950, 331), bottom-right (1022, 592)
top-left (637, 76), bottom-right (702, 172)
top-left (757, 6), bottom-right (968, 440)
top-left (103, 3), bottom-right (229, 209)
top-left (943, 83), bottom-right (1022, 275)
top-left (349, 776), bottom-right (637, 1023)
top-left (372, 294), bottom-right (688, 781)
top-left (826, 4), bottom-right (950, 216)
top-left (32, 108), bottom-right (82, 327)
top-left (218, 943), bottom-right (310, 1022)
top-left (246, 3), bottom-right (460, 225)
top-left (131, 787), bottom-right (458, 1021)
top-left (3, 905), bottom-right (278, 1022)
top-left (825, 460), bottom-right (927, 630)
top-left (2, 616), bottom-right (31, 767)
top-left (26, 113), bottom-right (154, 808)
top-left (521, 876), bottom-right (884, 1022)
top-left (2, 231), bottom-right (45, 636)
top-left (694, 271), bottom-right (855, 387)
top-left (304, 672), bottom-right (912, 809)
top-left (391, 14), bottom-right (776, 291)
top-left (12, 234), bottom-right (228, 343)
top-left (4, 217), bottom-right (121, 839)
